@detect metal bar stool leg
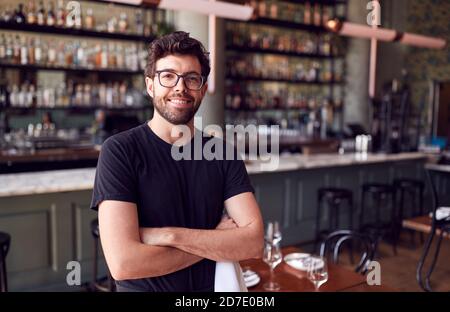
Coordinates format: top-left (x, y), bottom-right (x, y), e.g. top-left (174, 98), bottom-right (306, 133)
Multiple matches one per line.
top-left (424, 231), bottom-right (445, 292)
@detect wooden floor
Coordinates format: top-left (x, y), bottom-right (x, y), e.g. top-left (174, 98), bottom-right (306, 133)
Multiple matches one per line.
top-left (334, 231), bottom-right (450, 292)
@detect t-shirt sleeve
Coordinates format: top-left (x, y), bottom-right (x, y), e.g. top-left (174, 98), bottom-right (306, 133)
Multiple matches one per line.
top-left (223, 156), bottom-right (255, 202)
top-left (90, 137), bottom-right (137, 211)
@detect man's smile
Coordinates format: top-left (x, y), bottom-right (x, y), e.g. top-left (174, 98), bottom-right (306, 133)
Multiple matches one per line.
top-left (167, 97), bottom-right (194, 109)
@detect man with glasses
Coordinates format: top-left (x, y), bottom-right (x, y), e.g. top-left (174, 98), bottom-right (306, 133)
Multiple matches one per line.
top-left (91, 31), bottom-right (264, 292)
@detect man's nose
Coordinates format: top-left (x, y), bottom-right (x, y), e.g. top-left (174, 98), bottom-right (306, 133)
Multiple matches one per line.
top-left (174, 76), bottom-right (186, 92)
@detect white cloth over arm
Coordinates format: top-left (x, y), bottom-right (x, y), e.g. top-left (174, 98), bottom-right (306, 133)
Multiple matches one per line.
top-left (214, 261), bottom-right (248, 292)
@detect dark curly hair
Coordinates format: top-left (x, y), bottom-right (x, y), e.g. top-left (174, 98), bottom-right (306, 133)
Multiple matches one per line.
top-left (145, 31), bottom-right (211, 80)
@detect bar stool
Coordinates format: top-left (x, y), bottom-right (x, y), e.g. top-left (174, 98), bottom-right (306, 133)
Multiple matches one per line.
top-left (315, 187), bottom-right (354, 252)
top-left (0, 231), bottom-right (11, 292)
top-left (359, 183), bottom-right (397, 256)
top-left (393, 178), bottom-right (425, 245)
top-left (90, 219), bottom-right (115, 292)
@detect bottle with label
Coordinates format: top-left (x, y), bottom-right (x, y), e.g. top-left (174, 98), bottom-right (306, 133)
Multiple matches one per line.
top-left (34, 37), bottom-right (42, 64)
top-left (313, 3), bottom-right (321, 26)
top-left (2, 5), bottom-right (13, 23)
top-left (5, 35), bottom-right (13, 63)
top-left (100, 44), bottom-right (108, 68)
top-left (47, 40), bottom-right (57, 66)
top-left (304, 2), bottom-right (311, 25)
top-left (118, 13), bottom-right (128, 33)
top-left (135, 10), bottom-right (144, 35)
top-left (85, 8), bottom-right (95, 30)
top-left (107, 17), bottom-right (117, 33)
top-left (37, 0), bottom-right (46, 25)
top-left (28, 38), bottom-right (35, 65)
top-left (47, 1), bottom-right (56, 26)
top-left (0, 34), bottom-right (6, 61)
top-left (14, 3), bottom-right (26, 24)
top-left (56, 0), bottom-right (65, 26)
top-left (108, 43), bottom-right (116, 68)
top-left (12, 35), bottom-right (21, 64)
top-left (27, 0), bottom-right (37, 24)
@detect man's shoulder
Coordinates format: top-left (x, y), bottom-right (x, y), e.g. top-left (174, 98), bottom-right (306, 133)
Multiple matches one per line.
top-left (101, 124), bottom-right (146, 152)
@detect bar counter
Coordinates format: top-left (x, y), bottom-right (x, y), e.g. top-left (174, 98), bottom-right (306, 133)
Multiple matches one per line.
top-left (0, 152), bottom-right (432, 291)
top-left (0, 152), bottom-right (429, 197)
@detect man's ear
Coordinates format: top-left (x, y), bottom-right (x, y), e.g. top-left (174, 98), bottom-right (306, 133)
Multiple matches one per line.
top-left (145, 76), bottom-right (154, 98)
top-left (201, 82), bottom-right (208, 97)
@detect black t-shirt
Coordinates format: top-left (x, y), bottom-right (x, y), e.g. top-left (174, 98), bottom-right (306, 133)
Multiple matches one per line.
top-left (90, 123), bottom-right (254, 292)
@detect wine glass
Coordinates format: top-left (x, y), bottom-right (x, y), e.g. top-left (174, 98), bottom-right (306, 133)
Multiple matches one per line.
top-left (306, 255), bottom-right (328, 291)
top-left (263, 222), bottom-right (282, 291)
top-left (272, 221), bottom-right (282, 245)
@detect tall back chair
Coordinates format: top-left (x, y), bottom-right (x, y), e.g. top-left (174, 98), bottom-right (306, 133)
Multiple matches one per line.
top-left (320, 230), bottom-right (375, 274)
top-left (416, 164), bottom-right (450, 292)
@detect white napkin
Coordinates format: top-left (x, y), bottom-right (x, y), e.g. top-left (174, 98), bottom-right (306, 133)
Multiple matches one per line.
top-left (214, 261), bottom-right (248, 292)
top-left (434, 207), bottom-right (450, 220)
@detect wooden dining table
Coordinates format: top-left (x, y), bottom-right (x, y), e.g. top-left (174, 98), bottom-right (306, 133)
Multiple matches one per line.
top-left (403, 215), bottom-right (450, 238)
top-left (240, 246), bottom-right (395, 292)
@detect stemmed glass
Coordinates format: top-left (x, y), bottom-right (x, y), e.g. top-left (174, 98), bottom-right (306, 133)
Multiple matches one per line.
top-left (306, 255), bottom-right (328, 291)
top-left (263, 221), bottom-right (282, 291)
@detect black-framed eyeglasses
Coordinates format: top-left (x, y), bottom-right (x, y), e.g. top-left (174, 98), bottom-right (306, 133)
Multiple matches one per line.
top-left (155, 70), bottom-right (205, 91)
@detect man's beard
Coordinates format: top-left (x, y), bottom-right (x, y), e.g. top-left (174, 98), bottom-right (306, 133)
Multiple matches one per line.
top-left (152, 91), bottom-right (201, 125)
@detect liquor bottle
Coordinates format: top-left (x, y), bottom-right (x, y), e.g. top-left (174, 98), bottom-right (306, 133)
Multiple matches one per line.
top-left (304, 2), bottom-right (311, 25)
top-left (18, 83), bottom-right (27, 107)
top-left (0, 84), bottom-right (8, 109)
top-left (47, 40), bottom-right (57, 66)
top-left (27, 0), bottom-right (37, 24)
top-left (37, 1), bottom-right (46, 25)
top-left (27, 84), bottom-right (36, 107)
top-left (107, 17), bottom-right (117, 33)
top-left (5, 35), bottom-right (14, 63)
top-left (85, 8), bottom-right (95, 30)
top-left (313, 3), bottom-right (321, 26)
top-left (47, 1), bottom-right (56, 26)
top-left (116, 44), bottom-right (124, 68)
top-left (0, 34), bottom-right (6, 61)
top-left (135, 10), bottom-right (144, 35)
top-left (269, 1), bottom-right (278, 19)
top-left (118, 13), bottom-right (128, 33)
top-left (12, 35), bottom-right (21, 64)
top-left (13, 4), bottom-right (26, 24)
top-left (56, 0), bottom-right (65, 26)
top-left (64, 43), bottom-right (73, 66)
top-left (108, 43), bottom-right (116, 68)
top-left (100, 44), bottom-right (108, 68)
top-left (2, 5), bottom-right (13, 23)
top-left (10, 85), bottom-right (19, 107)
top-left (28, 38), bottom-right (35, 64)
top-left (34, 37), bottom-right (42, 64)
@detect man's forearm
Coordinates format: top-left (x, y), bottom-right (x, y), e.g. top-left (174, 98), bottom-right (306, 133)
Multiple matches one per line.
top-left (142, 225), bottom-right (263, 262)
top-left (111, 242), bottom-right (203, 280)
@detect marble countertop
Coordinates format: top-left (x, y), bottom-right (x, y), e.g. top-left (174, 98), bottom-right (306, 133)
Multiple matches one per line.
top-left (245, 152), bottom-right (430, 174)
top-left (0, 152), bottom-right (429, 198)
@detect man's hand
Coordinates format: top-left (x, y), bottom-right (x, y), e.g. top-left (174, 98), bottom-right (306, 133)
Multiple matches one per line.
top-left (140, 215), bottom-right (237, 246)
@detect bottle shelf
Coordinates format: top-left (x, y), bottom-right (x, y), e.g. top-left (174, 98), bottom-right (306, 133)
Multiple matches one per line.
top-left (280, 0), bottom-right (347, 5)
top-left (226, 75), bottom-right (343, 85)
top-left (247, 17), bottom-right (328, 33)
top-left (226, 45), bottom-right (343, 59)
top-left (3, 105), bottom-right (153, 115)
top-left (0, 21), bottom-right (153, 42)
top-left (225, 107), bottom-right (311, 113)
top-left (0, 63), bottom-right (142, 75)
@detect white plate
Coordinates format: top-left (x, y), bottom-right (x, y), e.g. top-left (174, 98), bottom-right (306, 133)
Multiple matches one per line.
top-left (283, 253), bottom-right (311, 271)
top-left (243, 270), bottom-right (260, 288)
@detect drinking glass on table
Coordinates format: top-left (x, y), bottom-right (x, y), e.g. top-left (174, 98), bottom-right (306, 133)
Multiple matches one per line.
top-left (306, 255), bottom-right (328, 291)
top-left (263, 221), bottom-right (282, 291)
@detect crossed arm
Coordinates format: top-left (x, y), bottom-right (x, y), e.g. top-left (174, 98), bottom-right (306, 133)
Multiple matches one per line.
top-left (98, 192), bottom-right (264, 281)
